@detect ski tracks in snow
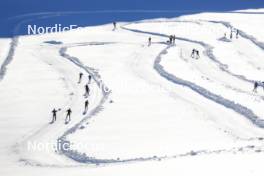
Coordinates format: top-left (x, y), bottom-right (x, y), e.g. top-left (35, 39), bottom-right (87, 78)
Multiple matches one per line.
top-left (4, 16), bottom-right (264, 167)
top-left (59, 20), bottom-right (264, 165)
top-left (122, 20), bottom-right (264, 128)
top-left (19, 20), bottom-right (264, 166)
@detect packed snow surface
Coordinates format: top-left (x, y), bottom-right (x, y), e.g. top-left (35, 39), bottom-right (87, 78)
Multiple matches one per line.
top-left (0, 10), bottom-right (264, 176)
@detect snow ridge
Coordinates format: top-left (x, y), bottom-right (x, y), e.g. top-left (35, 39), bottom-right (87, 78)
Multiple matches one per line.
top-left (0, 37), bottom-right (19, 81)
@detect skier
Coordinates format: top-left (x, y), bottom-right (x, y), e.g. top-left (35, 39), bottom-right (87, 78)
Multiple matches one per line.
top-left (191, 49), bottom-right (195, 58)
top-left (84, 84), bottom-right (90, 97)
top-left (65, 108), bottom-right (72, 123)
top-left (169, 35), bottom-right (173, 44)
top-left (51, 108), bottom-right (58, 123)
top-left (172, 35), bottom-right (176, 45)
top-left (88, 75), bottom-right (92, 84)
top-left (253, 82), bottom-right (258, 92)
top-left (78, 72), bottom-right (83, 84)
top-left (230, 30), bottom-right (233, 39)
top-left (113, 22), bottom-right (117, 30)
top-left (83, 99), bottom-right (89, 114)
top-left (236, 29), bottom-right (239, 39)
top-left (148, 37), bottom-right (152, 46)
top-left (196, 50), bottom-right (200, 59)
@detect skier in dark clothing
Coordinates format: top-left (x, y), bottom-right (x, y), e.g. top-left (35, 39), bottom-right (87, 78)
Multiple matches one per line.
top-left (83, 99), bottom-right (89, 114)
top-left (78, 72), bottom-right (83, 84)
top-left (196, 50), bottom-right (200, 59)
top-left (230, 30), bottom-right (233, 39)
top-left (253, 81), bottom-right (264, 92)
top-left (191, 49), bottom-right (195, 58)
top-left (169, 35), bottom-right (173, 44)
top-left (84, 84), bottom-right (90, 97)
top-left (236, 29), bottom-right (239, 39)
top-left (172, 35), bottom-right (176, 45)
top-left (253, 82), bottom-right (258, 92)
top-left (65, 108), bottom-right (72, 123)
top-left (148, 37), bottom-right (152, 46)
top-left (113, 22), bottom-right (117, 30)
top-left (88, 75), bottom-right (92, 84)
top-left (191, 49), bottom-right (199, 59)
top-left (51, 108), bottom-right (58, 123)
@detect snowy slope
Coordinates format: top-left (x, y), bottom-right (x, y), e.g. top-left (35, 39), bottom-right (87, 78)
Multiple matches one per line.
top-left (1, 10), bottom-right (264, 176)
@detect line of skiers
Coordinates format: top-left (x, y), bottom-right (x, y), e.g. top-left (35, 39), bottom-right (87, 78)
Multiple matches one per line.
top-left (148, 34), bottom-right (176, 46)
top-left (191, 49), bottom-right (200, 59)
top-left (121, 22), bottom-right (258, 95)
top-left (168, 35), bottom-right (176, 45)
top-left (224, 28), bottom-right (239, 40)
top-left (50, 72), bottom-right (92, 124)
top-left (51, 108), bottom-right (73, 124)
